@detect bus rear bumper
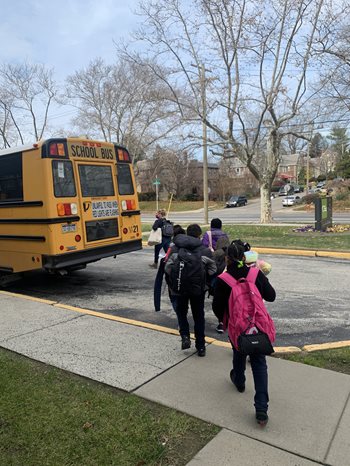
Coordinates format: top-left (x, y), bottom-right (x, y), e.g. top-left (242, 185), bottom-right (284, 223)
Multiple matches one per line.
top-left (42, 239), bottom-right (142, 270)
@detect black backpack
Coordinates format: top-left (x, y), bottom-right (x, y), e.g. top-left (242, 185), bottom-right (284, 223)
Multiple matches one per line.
top-left (161, 220), bottom-right (174, 237)
top-left (167, 247), bottom-right (206, 296)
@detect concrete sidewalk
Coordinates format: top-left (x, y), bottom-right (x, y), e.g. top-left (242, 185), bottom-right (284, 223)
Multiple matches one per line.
top-left (1, 292), bottom-right (350, 465)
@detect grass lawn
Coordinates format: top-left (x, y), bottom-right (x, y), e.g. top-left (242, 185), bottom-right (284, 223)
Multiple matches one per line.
top-left (275, 347), bottom-right (350, 375)
top-left (222, 225), bottom-right (350, 251)
top-left (0, 348), bottom-right (219, 466)
top-left (139, 200), bottom-right (219, 213)
top-left (142, 224), bottom-right (350, 251)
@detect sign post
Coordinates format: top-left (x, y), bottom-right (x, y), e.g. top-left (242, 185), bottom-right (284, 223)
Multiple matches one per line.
top-left (314, 196), bottom-right (332, 231)
top-left (153, 177), bottom-right (161, 211)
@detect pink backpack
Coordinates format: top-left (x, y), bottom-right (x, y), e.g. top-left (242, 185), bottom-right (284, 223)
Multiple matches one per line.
top-left (218, 268), bottom-right (276, 350)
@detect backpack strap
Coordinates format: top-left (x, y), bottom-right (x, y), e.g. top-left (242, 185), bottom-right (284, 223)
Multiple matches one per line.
top-left (246, 267), bottom-right (259, 282)
top-left (207, 230), bottom-right (213, 251)
top-left (218, 271), bottom-right (237, 287)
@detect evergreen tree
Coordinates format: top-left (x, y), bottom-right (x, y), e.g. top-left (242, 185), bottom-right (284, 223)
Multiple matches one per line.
top-left (327, 127), bottom-right (350, 159)
top-left (309, 132), bottom-right (327, 158)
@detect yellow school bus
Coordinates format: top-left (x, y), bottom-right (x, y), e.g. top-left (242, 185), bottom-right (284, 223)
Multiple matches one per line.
top-left (0, 138), bottom-right (141, 280)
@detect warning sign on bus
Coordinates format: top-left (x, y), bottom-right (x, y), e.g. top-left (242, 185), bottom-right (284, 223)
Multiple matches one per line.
top-left (92, 201), bottom-right (118, 218)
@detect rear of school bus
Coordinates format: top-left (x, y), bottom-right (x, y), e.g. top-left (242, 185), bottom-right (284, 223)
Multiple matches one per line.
top-left (0, 138), bottom-right (142, 276)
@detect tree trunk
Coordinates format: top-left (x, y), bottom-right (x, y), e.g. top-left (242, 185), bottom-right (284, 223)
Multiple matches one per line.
top-left (260, 183), bottom-right (273, 223)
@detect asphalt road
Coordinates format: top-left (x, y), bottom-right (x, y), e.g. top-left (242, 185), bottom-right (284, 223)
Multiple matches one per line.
top-left (8, 248), bottom-right (350, 348)
top-left (142, 197), bottom-right (350, 224)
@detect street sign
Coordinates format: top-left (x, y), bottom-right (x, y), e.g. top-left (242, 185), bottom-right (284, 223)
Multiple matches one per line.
top-left (153, 179), bottom-right (161, 185)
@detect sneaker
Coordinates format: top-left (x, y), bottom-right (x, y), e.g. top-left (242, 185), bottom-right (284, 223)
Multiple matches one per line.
top-left (216, 322), bottom-right (224, 333)
top-left (256, 411), bottom-right (269, 426)
top-left (230, 369), bottom-right (245, 393)
top-left (181, 336), bottom-right (191, 350)
top-left (149, 263), bottom-right (158, 269)
top-left (197, 347), bottom-right (206, 357)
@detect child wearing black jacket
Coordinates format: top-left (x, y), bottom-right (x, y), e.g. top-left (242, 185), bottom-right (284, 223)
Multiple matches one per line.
top-left (212, 240), bottom-right (276, 426)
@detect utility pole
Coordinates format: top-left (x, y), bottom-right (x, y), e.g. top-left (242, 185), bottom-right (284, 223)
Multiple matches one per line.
top-left (199, 63), bottom-right (209, 225)
top-left (306, 142), bottom-right (310, 195)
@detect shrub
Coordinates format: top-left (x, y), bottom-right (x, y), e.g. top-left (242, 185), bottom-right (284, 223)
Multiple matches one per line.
top-left (336, 192), bottom-right (348, 201)
top-left (302, 193), bottom-right (320, 204)
top-left (138, 192), bottom-right (156, 201)
top-left (180, 193), bottom-right (201, 201)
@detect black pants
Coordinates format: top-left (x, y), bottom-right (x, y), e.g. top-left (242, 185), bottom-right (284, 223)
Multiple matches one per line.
top-left (175, 293), bottom-right (205, 349)
top-left (231, 347), bottom-right (269, 413)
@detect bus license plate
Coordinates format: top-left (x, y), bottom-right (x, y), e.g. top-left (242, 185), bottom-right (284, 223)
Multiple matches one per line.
top-left (62, 224), bottom-right (77, 233)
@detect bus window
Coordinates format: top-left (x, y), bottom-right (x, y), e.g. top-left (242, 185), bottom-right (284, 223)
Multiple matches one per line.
top-left (78, 165), bottom-right (115, 197)
top-left (117, 163), bottom-right (134, 195)
top-left (52, 160), bottom-right (76, 198)
top-left (0, 153), bottom-right (23, 201)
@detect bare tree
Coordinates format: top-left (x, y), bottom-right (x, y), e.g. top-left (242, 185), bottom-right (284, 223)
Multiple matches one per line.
top-left (124, 0), bottom-right (341, 222)
top-left (0, 63), bottom-right (58, 144)
top-left (66, 58), bottom-right (183, 163)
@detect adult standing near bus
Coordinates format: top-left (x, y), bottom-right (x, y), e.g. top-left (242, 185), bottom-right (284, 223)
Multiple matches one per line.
top-left (149, 209), bottom-right (173, 269)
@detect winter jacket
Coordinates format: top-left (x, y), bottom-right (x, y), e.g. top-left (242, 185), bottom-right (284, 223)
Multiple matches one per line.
top-left (202, 228), bottom-right (229, 250)
top-left (212, 262), bottom-right (276, 323)
top-left (152, 217), bottom-right (172, 238)
top-left (165, 234), bottom-right (217, 294)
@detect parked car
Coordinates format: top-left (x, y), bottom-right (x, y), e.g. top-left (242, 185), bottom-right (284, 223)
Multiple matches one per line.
top-left (278, 184), bottom-right (294, 196)
top-left (293, 184), bottom-right (301, 193)
top-left (225, 195), bottom-right (248, 207)
top-left (282, 195), bottom-right (301, 206)
top-left (316, 181), bottom-right (326, 189)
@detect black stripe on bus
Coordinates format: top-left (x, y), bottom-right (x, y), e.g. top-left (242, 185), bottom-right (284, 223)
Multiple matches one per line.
top-left (121, 210), bottom-right (141, 217)
top-left (0, 235), bottom-right (46, 242)
top-left (0, 216), bottom-right (80, 225)
top-left (0, 201), bottom-right (44, 208)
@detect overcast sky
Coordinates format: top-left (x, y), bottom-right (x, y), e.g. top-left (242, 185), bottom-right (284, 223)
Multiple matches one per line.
top-left (0, 0), bottom-right (140, 79)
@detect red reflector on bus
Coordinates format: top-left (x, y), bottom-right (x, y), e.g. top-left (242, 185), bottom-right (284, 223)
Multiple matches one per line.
top-left (75, 235), bottom-right (81, 242)
top-left (64, 204), bottom-right (72, 215)
top-left (59, 245), bottom-right (64, 251)
top-left (123, 228), bottom-right (128, 234)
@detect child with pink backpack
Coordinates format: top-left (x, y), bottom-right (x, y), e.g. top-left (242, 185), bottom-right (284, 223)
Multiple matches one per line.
top-left (212, 240), bottom-right (276, 426)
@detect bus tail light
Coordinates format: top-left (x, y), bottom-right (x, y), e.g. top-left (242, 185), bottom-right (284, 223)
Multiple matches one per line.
top-left (121, 200), bottom-right (135, 211)
top-left (50, 142), bottom-right (66, 156)
top-left (75, 235), bottom-right (81, 242)
top-left (117, 149), bottom-right (131, 162)
top-left (57, 203), bottom-right (78, 216)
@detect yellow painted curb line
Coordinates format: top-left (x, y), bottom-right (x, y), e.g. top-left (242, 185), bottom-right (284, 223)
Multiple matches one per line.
top-left (255, 247), bottom-right (316, 257)
top-left (142, 243), bottom-right (350, 259)
top-left (273, 346), bottom-right (302, 354)
top-left (315, 251), bottom-right (350, 260)
top-left (302, 341), bottom-right (350, 352)
top-left (0, 290), bottom-right (57, 305)
top-left (54, 303), bottom-right (180, 336)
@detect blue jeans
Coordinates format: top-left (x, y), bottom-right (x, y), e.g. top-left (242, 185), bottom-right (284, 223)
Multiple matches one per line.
top-left (154, 237), bottom-right (171, 264)
top-left (231, 347), bottom-right (269, 413)
top-left (175, 293), bottom-right (205, 349)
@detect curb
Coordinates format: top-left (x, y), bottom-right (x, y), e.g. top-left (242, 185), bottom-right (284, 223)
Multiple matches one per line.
top-left (142, 241), bottom-right (350, 260)
top-left (1, 290), bottom-right (349, 355)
